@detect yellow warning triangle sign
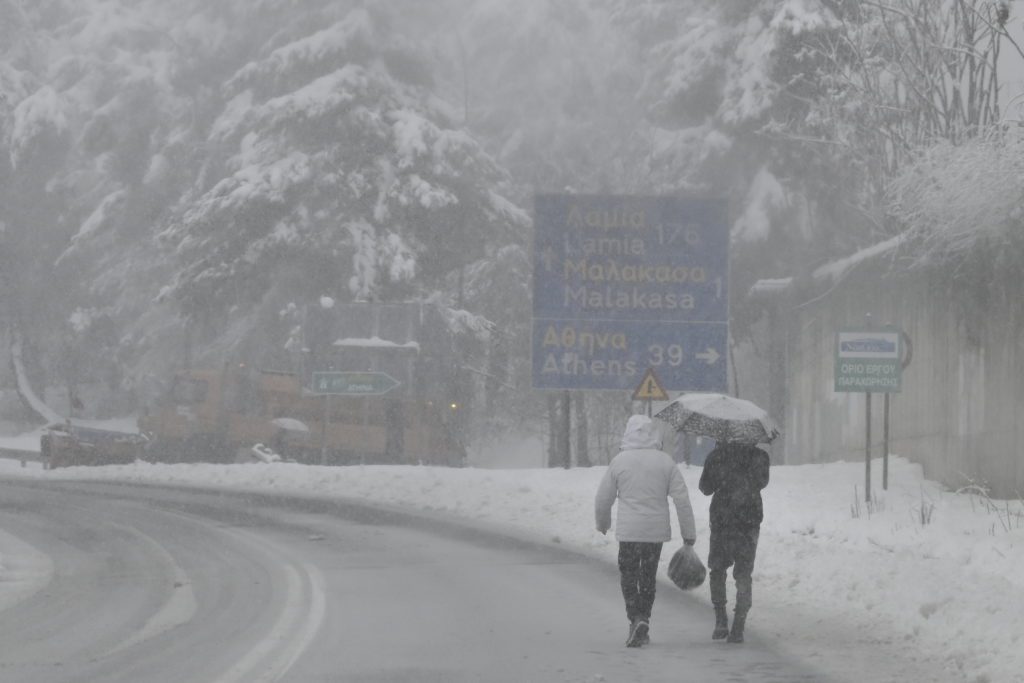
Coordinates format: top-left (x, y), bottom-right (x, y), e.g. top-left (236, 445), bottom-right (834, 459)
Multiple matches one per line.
top-left (632, 367), bottom-right (669, 402)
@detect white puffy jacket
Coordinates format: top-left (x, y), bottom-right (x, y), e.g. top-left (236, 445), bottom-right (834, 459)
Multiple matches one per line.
top-left (595, 415), bottom-right (697, 543)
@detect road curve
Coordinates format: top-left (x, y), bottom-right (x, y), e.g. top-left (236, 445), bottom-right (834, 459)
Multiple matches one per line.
top-left (0, 479), bottom-right (827, 683)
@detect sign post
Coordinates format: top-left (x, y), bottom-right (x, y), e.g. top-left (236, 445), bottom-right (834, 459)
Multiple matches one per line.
top-left (531, 194), bottom-right (729, 393)
top-left (834, 324), bottom-right (904, 501)
top-left (310, 371), bottom-right (401, 464)
top-left (320, 393), bottom-right (330, 466)
top-left (866, 375), bottom-right (872, 504)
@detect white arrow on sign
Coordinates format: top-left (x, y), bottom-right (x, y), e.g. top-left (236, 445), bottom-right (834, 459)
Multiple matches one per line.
top-left (696, 347), bottom-right (720, 365)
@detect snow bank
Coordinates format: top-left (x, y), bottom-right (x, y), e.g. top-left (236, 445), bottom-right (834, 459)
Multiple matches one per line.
top-left (9, 339), bottom-right (61, 425)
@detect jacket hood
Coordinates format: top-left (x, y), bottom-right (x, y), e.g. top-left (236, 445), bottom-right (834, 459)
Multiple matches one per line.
top-left (620, 415), bottom-right (662, 450)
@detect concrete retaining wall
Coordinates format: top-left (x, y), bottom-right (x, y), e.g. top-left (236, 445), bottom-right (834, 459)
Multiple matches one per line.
top-left (781, 268), bottom-right (1024, 497)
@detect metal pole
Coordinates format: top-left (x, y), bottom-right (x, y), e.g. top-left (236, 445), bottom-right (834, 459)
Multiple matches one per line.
top-left (320, 393), bottom-right (330, 465)
top-left (865, 393), bottom-right (872, 502)
top-left (864, 313), bottom-right (872, 503)
top-left (883, 392), bottom-right (890, 490)
top-left (560, 390), bottom-right (571, 469)
top-left (547, 393), bottom-right (558, 467)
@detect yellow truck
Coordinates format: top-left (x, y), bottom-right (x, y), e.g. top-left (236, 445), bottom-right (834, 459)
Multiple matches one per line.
top-left (139, 364), bottom-right (462, 465)
top-left (141, 302), bottom-right (466, 466)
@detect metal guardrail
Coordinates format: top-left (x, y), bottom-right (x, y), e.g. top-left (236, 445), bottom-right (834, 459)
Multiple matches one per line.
top-left (0, 447), bottom-right (42, 464)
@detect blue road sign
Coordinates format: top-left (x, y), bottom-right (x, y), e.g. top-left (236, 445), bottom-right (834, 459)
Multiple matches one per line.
top-left (532, 194), bottom-right (729, 392)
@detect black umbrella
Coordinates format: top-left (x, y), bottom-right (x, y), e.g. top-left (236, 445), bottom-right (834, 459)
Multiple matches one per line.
top-left (654, 392), bottom-right (779, 444)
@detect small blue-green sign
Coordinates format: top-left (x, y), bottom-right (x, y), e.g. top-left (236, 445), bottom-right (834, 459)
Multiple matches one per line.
top-left (834, 330), bottom-right (902, 393)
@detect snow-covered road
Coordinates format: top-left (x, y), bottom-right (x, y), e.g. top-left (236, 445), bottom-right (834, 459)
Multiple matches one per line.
top-left (0, 453), bottom-right (1014, 681)
top-left (0, 481), bottom-right (327, 682)
top-left (0, 479), bottom-right (827, 682)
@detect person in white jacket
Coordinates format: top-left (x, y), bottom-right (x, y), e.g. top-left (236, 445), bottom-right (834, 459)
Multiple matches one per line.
top-left (595, 414), bottom-right (697, 648)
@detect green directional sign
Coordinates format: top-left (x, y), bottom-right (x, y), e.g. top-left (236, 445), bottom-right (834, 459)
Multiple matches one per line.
top-left (834, 329), bottom-right (902, 393)
top-left (311, 371), bottom-right (400, 396)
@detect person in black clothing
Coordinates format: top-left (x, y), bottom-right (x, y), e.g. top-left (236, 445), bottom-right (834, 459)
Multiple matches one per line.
top-left (698, 440), bottom-right (770, 643)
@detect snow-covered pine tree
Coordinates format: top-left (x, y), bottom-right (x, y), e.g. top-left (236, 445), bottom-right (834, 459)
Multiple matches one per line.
top-left (155, 2), bottom-right (527, 368)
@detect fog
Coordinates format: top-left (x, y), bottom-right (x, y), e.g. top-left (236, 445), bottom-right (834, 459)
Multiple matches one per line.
top-left (2, 4), bottom-right (1024, 682)
top-left (1, 1), bottom-right (1023, 475)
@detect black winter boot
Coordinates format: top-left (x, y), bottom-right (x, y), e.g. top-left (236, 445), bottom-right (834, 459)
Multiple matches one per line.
top-left (727, 611), bottom-right (746, 643)
top-left (625, 619), bottom-right (649, 647)
top-left (712, 605), bottom-right (729, 640)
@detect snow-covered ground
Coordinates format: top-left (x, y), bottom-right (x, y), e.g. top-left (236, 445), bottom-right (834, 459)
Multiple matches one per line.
top-left (0, 440), bottom-right (1019, 682)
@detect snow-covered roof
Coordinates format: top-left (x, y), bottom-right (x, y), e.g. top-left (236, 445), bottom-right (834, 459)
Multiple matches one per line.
top-left (747, 277), bottom-right (793, 298)
top-left (332, 337), bottom-right (420, 352)
top-left (811, 233), bottom-right (907, 285)
top-left (749, 233), bottom-right (908, 299)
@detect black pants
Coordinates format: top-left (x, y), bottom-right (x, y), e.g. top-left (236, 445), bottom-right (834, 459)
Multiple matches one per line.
top-left (708, 526), bottom-right (759, 613)
top-left (617, 542), bottom-right (663, 623)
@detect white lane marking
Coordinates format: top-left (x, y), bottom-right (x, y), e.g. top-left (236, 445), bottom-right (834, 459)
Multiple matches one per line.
top-left (212, 529), bottom-right (327, 683)
top-left (0, 527), bottom-right (54, 612)
top-left (103, 524), bottom-right (198, 657)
